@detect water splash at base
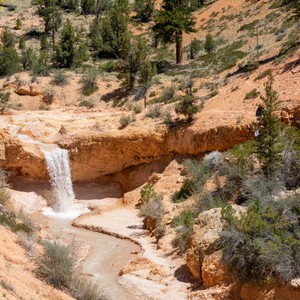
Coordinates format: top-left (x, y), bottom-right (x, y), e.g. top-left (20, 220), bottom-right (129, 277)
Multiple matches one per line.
top-left (42, 204), bottom-right (90, 219)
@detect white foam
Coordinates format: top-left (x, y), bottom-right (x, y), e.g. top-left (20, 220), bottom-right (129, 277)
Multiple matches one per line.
top-left (42, 204), bottom-right (90, 219)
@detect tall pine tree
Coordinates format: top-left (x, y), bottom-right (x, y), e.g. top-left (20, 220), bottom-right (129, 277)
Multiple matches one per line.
top-left (255, 76), bottom-right (283, 180)
top-left (153, 0), bottom-right (195, 64)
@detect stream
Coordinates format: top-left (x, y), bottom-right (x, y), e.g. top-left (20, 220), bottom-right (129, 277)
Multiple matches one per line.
top-left (46, 216), bottom-right (139, 300)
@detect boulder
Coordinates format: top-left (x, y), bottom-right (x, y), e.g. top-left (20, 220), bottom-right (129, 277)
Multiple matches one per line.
top-left (186, 206), bottom-right (245, 286)
top-left (14, 87), bottom-right (40, 96)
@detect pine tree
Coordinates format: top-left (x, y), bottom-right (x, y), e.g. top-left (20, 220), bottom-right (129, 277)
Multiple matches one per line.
top-left (33, 0), bottom-right (62, 48)
top-left (54, 20), bottom-right (88, 68)
top-left (255, 76), bottom-right (283, 180)
top-left (89, 0), bottom-right (130, 58)
top-left (134, 0), bottom-right (154, 22)
top-left (117, 37), bottom-right (150, 90)
top-left (153, 0), bottom-right (195, 64)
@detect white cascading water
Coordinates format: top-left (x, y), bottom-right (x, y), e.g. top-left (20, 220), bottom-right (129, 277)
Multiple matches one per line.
top-left (43, 148), bottom-right (75, 212)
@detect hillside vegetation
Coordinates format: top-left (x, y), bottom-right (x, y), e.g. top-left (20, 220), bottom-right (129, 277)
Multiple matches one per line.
top-left (0, 0), bottom-right (300, 299)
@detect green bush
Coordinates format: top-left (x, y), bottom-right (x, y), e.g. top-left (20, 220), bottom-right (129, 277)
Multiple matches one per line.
top-left (140, 183), bottom-right (156, 204)
top-left (244, 88), bottom-right (260, 100)
top-left (51, 71), bottom-right (69, 86)
top-left (238, 19), bottom-right (259, 31)
top-left (189, 38), bottom-right (202, 59)
top-left (140, 194), bottom-right (166, 237)
top-left (31, 58), bottom-right (49, 76)
top-left (0, 92), bottom-right (11, 111)
top-left (0, 206), bottom-right (34, 235)
top-left (204, 34), bottom-right (216, 54)
top-left (81, 0), bottom-right (96, 14)
top-left (175, 95), bottom-right (202, 122)
top-left (1, 29), bottom-right (16, 48)
top-left (100, 60), bottom-right (116, 73)
top-left (81, 70), bottom-right (98, 96)
top-left (79, 99), bottom-right (95, 109)
top-left (0, 188), bottom-right (11, 206)
top-left (43, 90), bottom-right (55, 105)
top-left (70, 277), bottom-right (107, 300)
top-left (172, 209), bottom-right (196, 252)
top-left (21, 47), bottom-right (36, 71)
top-left (219, 198), bottom-right (300, 283)
top-left (145, 105), bottom-right (161, 119)
top-left (0, 47), bottom-right (20, 76)
top-left (35, 240), bottom-right (76, 289)
top-left (159, 86), bottom-right (176, 103)
top-left (172, 158), bottom-right (214, 203)
top-left (140, 194), bottom-right (165, 220)
top-left (15, 18), bottom-right (22, 30)
top-left (132, 104), bottom-right (142, 114)
top-left (119, 114), bottom-right (135, 129)
top-left (0, 280), bottom-right (14, 293)
top-left (0, 168), bottom-right (9, 189)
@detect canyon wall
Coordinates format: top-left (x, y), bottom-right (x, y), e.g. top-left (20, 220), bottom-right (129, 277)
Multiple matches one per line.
top-left (0, 122), bottom-right (254, 189)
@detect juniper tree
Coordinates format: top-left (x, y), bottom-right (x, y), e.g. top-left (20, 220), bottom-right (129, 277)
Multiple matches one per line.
top-left (153, 0), bottom-right (196, 64)
top-left (255, 76), bottom-right (283, 180)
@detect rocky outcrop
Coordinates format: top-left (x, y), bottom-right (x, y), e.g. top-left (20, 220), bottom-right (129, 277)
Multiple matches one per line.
top-left (60, 122), bottom-right (254, 183)
top-left (14, 88), bottom-right (40, 97)
top-left (0, 130), bottom-right (47, 179)
top-left (186, 207), bottom-right (232, 284)
top-left (3, 98), bottom-right (300, 187)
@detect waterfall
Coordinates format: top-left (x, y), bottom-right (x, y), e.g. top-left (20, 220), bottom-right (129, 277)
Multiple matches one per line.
top-left (43, 148), bottom-right (75, 212)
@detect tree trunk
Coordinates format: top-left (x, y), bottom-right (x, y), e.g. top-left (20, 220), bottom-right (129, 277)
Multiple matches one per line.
top-left (176, 32), bottom-right (183, 64)
top-left (96, 0), bottom-right (100, 20)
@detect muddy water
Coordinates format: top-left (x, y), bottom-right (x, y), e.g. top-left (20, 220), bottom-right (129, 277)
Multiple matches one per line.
top-left (45, 216), bottom-right (140, 300)
top-left (11, 177), bottom-right (140, 300)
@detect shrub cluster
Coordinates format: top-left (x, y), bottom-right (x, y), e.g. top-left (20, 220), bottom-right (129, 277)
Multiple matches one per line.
top-left (219, 197), bottom-right (300, 283)
top-left (35, 240), bottom-right (107, 299)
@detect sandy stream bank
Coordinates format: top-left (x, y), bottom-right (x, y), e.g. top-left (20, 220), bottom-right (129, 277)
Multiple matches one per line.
top-left (9, 179), bottom-right (190, 300)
